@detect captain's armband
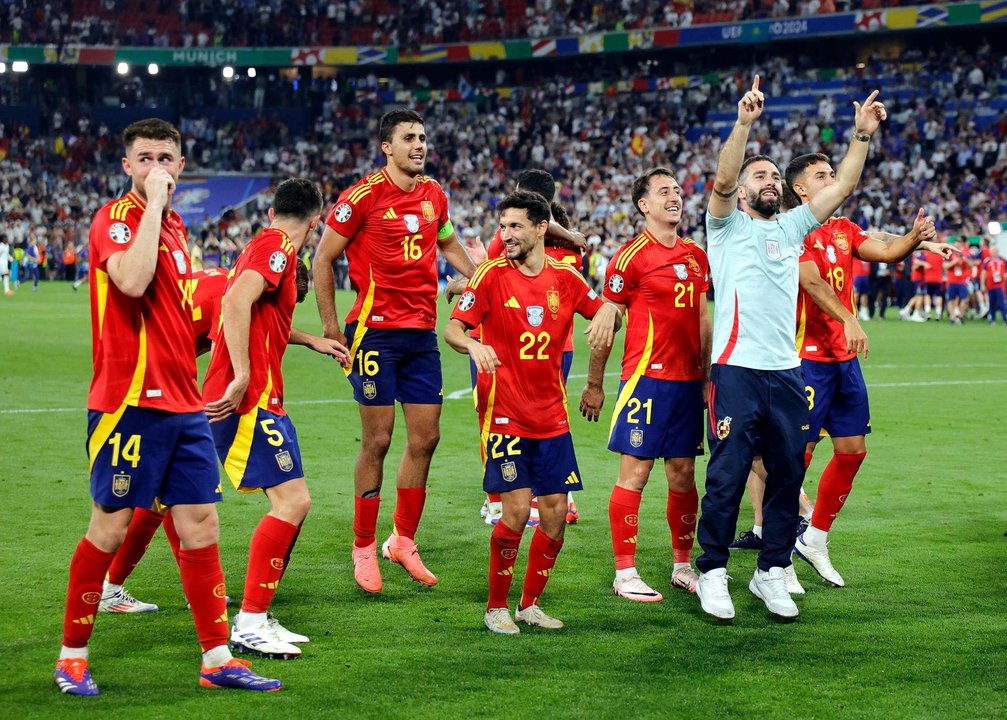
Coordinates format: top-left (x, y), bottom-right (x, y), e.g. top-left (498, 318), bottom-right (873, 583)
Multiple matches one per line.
top-left (713, 185), bottom-right (738, 200)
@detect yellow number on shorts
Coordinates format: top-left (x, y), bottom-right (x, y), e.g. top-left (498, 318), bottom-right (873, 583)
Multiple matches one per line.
top-left (826, 267), bottom-right (845, 292)
top-left (518, 331), bottom-right (550, 360)
top-left (260, 418), bottom-right (284, 447)
top-left (401, 234), bottom-right (423, 261)
top-left (356, 350), bottom-right (380, 376)
top-left (805, 385), bottom-right (815, 411)
top-left (673, 282), bottom-right (695, 308)
top-left (488, 433), bottom-right (521, 459)
top-left (626, 397), bottom-right (653, 425)
top-left (108, 433), bottom-right (142, 468)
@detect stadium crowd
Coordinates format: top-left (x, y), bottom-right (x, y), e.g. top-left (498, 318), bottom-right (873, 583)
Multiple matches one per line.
top-left (4, 0), bottom-right (921, 48)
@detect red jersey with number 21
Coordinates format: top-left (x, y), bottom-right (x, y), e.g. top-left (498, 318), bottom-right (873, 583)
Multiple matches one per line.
top-left (452, 257), bottom-right (602, 438)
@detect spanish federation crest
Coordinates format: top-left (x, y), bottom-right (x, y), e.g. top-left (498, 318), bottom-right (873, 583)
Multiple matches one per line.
top-left (275, 450), bottom-right (293, 472)
top-left (629, 428), bottom-right (644, 448)
top-left (546, 289), bottom-right (560, 314)
top-left (112, 473), bottom-right (131, 498)
top-left (833, 232), bottom-right (849, 252)
top-left (685, 253), bottom-right (701, 276)
top-left (765, 240), bottom-right (781, 260)
top-left (501, 461), bottom-right (518, 483)
top-left (673, 263), bottom-right (688, 280)
top-left (826, 245), bottom-right (837, 264)
top-left (420, 200), bottom-right (436, 221)
top-left (404, 214), bottom-right (420, 233)
top-left (172, 249), bottom-right (187, 274)
top-left (716, 416), bottom-right (733, 440)
top-left (527, 306), bottom-right (544, 327)
top-left (362, 380), bottom-right (377, 399)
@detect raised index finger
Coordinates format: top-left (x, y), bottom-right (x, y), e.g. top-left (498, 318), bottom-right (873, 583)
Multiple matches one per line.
top-left (752, 74), bottom-right (760, 92)
top-left (863, 89), bottom-right (879, 106)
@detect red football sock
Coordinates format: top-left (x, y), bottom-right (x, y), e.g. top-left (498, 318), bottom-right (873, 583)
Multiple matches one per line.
top-left (487, 493), bottom-right (502, 503)
top-left (279, 524), bottom-right (302, 582)
top-left (241, 515), bottom-right (300, 614)
top-left (62, 537), bottom-right (116, 648)
top-left (106, 507), bottom-right (164, 585)
top-left (487, 521), bottom-right (523, 610)
top-left (667, 487), bottom-right (699, 564)
top-left (520, 527), bottom-right (564, 609)
top-left (178, 544), bottom-right (229, 652)
top-left (393, 487), bottom-right (426, 541)
top-left (162, 510), bottom-right (181, 564)
top-left (609, 485), bottom-right (642, 570)
top-left (811, 451), bottom-right (866, 532)
top-left (805, 450), bottom-right (815, 470)
top-left (353, 495), bottom-right (380, 548)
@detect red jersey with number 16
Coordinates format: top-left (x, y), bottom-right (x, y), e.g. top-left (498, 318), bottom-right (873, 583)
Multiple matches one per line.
top-left (87, 191), bottom-right (202, 413)
top-left (326, 168), bottom-right (451, 330)
top-left (604, 231), bottom-right (709, 381)
top-left (202, 229), bottom-right (298, 416)
top-left (796, 217), bottom-right (868, 363)
top-left (452, 257), bottom-right (602, 438)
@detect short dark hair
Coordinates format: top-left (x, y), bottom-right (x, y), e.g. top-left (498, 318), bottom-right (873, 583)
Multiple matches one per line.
top-left (273, 178), bottom-right (323, 219)
top-left (515, 169), bottom-right (556, 202)
top-left (497, 190), bottom-right (551, 226)
top-left (295, 258), bottom-right (309, 303)
top-left (631, 167), bottom-right (676, 217)
top-left (123, 118), bottom-right (181, 153)
top-left (379, 109), bottom-right (424, 144)
top-left (785, 153), bottom-right (831, 194)
top-left (550, 201), bottom-right (570, 229)
top-left (739, 155), bottom-right (780, 182)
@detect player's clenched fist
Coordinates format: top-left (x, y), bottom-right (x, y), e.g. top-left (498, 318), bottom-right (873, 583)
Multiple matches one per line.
top-left (737, 74), bottom-right (764, 126)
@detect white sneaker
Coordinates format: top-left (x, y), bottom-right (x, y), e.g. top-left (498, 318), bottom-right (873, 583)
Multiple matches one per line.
top-left (515, 604), bottom-right (564, 629)
top-left (99, 583), bottom-right (159, 613)
top-left (794, 534), bottom-right (845, 587)
top-left (784, 564), bottom-right (805, 595)
top-left (859, 307), bottom-right (871, 322)
top-left (696, 568), bottom-right (735, 620)
top-left (484, 501), bottom-right (503, 526)
top-left (749, 567), bottom-right (799, 619)
top-left (898, 306), bottom-right (910, 320)
top-left (230, 615), bottom-right (301, 659)
top-left (268, 614), bottom-right (309, 643)
top-left (910, 312), bottom-right (926, 323)
top-left (670, 565), bottom-right (699, 593)
top-left (484, 607), bottom-right (520, 635)
top-left (613, 574), bottom-right (664, 602)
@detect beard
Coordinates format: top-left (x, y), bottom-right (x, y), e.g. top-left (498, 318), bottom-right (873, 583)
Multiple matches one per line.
top-left (748, 193), bottom-right (781, 218)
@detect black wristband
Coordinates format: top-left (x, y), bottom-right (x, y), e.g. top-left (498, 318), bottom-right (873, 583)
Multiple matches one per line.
top-left (853, 133), bottom-right (871, 142)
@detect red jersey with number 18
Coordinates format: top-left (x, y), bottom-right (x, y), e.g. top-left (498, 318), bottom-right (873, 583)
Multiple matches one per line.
top-left (452, 257), bottom-right (602, 438)
top-left (604, 231), bottom-right (709, 381)
top-left (202, 228), bottom-right (298, 416)
top-left (796, 217), bottom-right (868, 362)
top-left (326, 168), bottom-right (451, 330)
top-left (87, 191), bottom-right (202, 413)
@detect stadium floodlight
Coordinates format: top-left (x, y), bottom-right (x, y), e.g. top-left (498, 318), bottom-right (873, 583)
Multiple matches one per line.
top-left (11, 60), bottom-right (28, 73)
top-left (990, 221), bottom-right (1003, 236)
top-left (148, 63), bottom-right (159, 75)
top-left (247, 67), bottom-right (257, 78)
top-left (222, 65), bottom-right (235, 79)
top-left (116, 61), bottom-right (129, 75)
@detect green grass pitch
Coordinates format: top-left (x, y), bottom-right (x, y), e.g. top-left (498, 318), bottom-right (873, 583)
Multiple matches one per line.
top-left (1, 287), bottom-right (1005, 719)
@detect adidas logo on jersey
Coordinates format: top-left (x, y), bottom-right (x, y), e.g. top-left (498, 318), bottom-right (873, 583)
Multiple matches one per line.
top-left (382, 208), bottom-right (398, 219)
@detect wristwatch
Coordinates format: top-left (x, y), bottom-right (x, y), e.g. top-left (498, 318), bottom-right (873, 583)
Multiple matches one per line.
top-left (853, 133), bottom-right (871, 142)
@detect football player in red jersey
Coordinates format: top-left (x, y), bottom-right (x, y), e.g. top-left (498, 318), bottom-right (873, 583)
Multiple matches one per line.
top-left (204, 179), bottom-right (349, 659)
top-left (445, 191), bottom-right (618, 633)
top-left (313, 109), bottom-right (478, 594)
top-left (55, 119), bottom-right (282, 696)
top-left (577, 168), bottom-right (710, 602)
top-left (982, 245), bottom-right (1007, 324)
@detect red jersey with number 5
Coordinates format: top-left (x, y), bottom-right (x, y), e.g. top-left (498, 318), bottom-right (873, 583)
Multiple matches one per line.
top-left (796, 217), bottom-right (868, 362)
top-left (325, 168), bottom-right (451, 330)
top-left (451, 257), bottom-right (602, 438)
top-left (604, 231), bottom-right (709, 381)
top-left (87, 191), bottom-right (202, 413)
top-left (203, 228), bottom-right (298, 416)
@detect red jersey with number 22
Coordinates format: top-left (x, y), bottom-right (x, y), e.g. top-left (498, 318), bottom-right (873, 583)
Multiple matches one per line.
top-left (202, 229), bottom-right (298, 416)
top-left (87, 191), bottom-right (202, 413)
top-left (326, 168), bottom-right (451, 330)
top-left (796, 217), bottom-right (868, 362)
top-left (452, 257), bottom-right (602, 438)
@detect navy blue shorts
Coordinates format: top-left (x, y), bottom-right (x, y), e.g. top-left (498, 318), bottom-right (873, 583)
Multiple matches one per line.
top-left (608, 375), bottom-right (704, 459)
top-left (482, 432), bottom-right (583, 496)
top-left (913, 280), bottom-right (926, 295)
top-left (853, 276), bottom-right (870, 295)
top-left (946, 282), bottom-right (969, 301)
top-left (345, 322), bottom-right (442, 406)
top-left (926, 282), bottom-right (944, 299)
top-left (471, 347), bottom-right (573, 387)
top-left (802, 358), bottom-right (871, 442)
top-left (211, 407), bottom-right (304, 493)
top-left (87, 405), bottom-right (222, 508)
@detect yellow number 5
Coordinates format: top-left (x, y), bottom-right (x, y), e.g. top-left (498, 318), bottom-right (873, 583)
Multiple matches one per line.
top-left (260, 419), bottom-right (284, 447)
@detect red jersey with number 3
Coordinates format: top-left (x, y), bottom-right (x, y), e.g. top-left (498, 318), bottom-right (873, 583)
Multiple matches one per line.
top-left (983, 256), bottom-right (1007, 291)
top-left (796, 217), bottom-right (868, 362)
top-left (604, 231), bottom-right (709, 381)
top-left (452, 257), bottom-right (602, 438)
top-left (191, 267), bottom-right (229, 353)
top-left (87, 191), bottom-right (202, 413)
top-left (203, 229), bottom-right (298, 416)
top-left (325, 168), bottom-right (451, 330)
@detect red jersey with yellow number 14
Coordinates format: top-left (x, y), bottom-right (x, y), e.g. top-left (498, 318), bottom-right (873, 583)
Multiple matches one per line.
top-left (451, 257), bottom-right (602, 439)
top-left (202, 228), bottom-right (299, 416)
top-left (87, 191), bottom-right (202, 413)
top-left (325, 168), bottom-right (451, 330)
top-left (796, 217), bottom-right (868, 362)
